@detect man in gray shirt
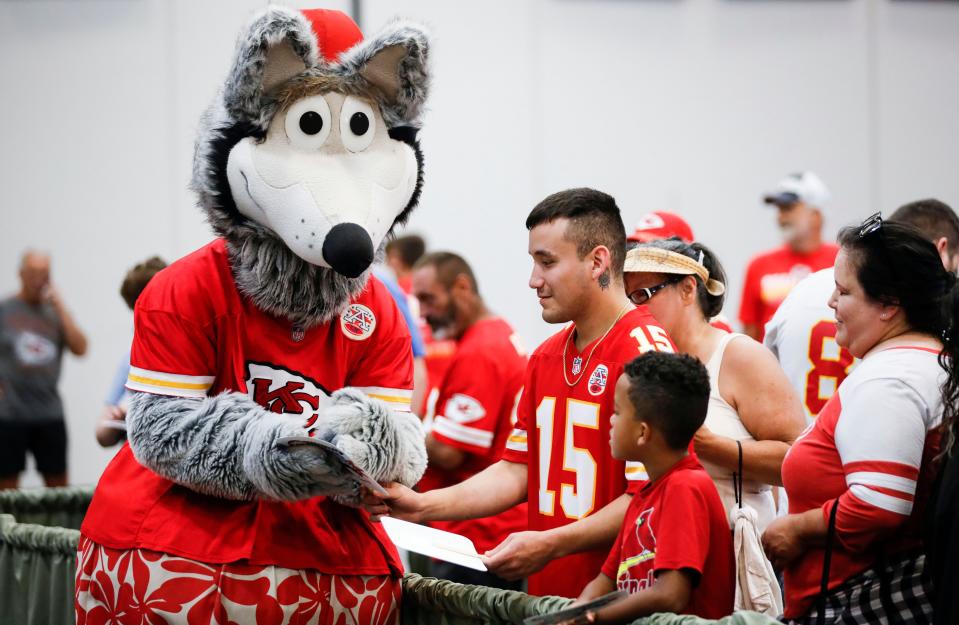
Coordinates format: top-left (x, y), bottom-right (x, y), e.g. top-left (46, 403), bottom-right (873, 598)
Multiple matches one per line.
top-left (0, 250), bottom-right (87, 489)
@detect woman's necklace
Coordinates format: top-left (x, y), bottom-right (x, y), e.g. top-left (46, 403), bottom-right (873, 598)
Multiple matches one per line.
top-left (563, 302), bottom-right (632, 387)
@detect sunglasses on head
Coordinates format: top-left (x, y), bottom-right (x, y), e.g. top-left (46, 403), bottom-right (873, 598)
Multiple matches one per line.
top-left (859, 212), bottom-right (882, 238)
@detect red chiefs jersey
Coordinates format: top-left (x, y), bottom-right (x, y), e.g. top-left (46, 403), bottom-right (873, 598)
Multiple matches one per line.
top-left (501, 306), bottom-right (675, 597)
top-left (393, 276), bottom-right (457, 418)
top-left (601, 455), bottom-right (734, 618)
top-left (738, 243), bottom-right (838, 340)
top-left (423, 317), bottom-right (528, 553)
top-left (81, 239), bottom-right (413, 576)
top-left (416, 326), bottom-right (457, 419)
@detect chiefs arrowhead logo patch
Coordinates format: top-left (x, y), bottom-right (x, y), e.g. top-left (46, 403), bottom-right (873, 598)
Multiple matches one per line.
top-left (340, 304), bottom-right (376, 341)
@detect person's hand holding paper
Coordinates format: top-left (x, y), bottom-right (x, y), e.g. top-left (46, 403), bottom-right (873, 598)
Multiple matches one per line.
top-left (361, 481), bottom-right (426, 522)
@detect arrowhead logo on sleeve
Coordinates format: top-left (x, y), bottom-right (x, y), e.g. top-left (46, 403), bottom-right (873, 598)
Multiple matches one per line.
top-left (443, 393), bottom-right (486, 424)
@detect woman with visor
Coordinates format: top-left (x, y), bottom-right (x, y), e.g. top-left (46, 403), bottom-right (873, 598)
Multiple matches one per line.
top-left (623, 239), bottom-right (805, 532)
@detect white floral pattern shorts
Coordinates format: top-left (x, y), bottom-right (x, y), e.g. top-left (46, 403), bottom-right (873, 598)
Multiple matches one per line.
top-left (75, 534), bottom-right (401, 625)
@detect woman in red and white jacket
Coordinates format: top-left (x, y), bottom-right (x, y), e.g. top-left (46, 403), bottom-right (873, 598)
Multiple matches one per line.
top-left (762, 214), bottom-right (959, 623)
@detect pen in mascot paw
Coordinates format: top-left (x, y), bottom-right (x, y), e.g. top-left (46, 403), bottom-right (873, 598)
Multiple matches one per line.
top-left (76, 7), bottom-right (429, 625)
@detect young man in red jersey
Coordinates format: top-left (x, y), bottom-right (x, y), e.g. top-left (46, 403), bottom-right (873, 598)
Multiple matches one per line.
top-left (366, 188), bottom-right (676, 597)
top-left (575, 352), bottom-right (734, 623)
top-left (411, 251), bottom-right (528, 590)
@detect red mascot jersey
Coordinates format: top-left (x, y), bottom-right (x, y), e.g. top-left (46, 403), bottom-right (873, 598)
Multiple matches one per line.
top-left (501, 306), bottom-right (675, 597)
top-left (82, 239), bottom-right (412, 575)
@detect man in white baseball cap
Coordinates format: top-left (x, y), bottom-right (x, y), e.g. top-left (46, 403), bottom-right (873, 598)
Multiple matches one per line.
top-left (738, 171), bottom-right (838, 341)
top-left (763, 171), bottom-right (831, 213)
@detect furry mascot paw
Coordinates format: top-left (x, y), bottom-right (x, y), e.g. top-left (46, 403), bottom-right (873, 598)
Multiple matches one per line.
top-left (322, 388), bottom-right (427, 504)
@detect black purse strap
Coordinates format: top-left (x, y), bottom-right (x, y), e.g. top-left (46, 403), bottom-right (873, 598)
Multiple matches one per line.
top-left (818, 499), bottom-right (841, 625)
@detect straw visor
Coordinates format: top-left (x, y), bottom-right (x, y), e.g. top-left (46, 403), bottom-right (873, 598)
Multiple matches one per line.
top-left (623, 247), bottom-right (726, 296)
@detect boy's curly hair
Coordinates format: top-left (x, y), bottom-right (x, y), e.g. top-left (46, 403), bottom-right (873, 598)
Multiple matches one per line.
top-left (623, 352), bottom-right (710, 450)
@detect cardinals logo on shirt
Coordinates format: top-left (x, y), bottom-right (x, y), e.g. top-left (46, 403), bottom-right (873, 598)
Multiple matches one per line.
top-left (245, 362), bottom-right (332, 432)
top-left (617, 507), bottom-right (657, 593)
top-left (340, 304), bottom-right (377, 341)
top-left (588, 364), bottom-right (609, 396)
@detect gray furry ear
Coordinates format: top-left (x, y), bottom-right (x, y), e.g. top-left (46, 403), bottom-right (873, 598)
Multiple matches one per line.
top-left (337, 21), bottom-right (430, 127)
top-left (223, 6), bottom-right (318, 125)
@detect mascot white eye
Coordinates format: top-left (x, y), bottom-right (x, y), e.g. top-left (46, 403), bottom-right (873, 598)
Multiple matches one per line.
top-left (340, 95), bottom-right (376, 153)
top-left (285, 95), bottom-right (332, 150)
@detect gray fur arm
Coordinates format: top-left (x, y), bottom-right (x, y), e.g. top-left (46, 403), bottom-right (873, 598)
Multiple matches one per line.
top-left (127, 391), bottom-right (357, 501)
top-left (322, 388), bottom-right (427, 505)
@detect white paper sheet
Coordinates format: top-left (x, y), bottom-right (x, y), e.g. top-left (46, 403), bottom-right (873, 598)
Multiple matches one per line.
top-left (380, 516), bottom-right (487, 572)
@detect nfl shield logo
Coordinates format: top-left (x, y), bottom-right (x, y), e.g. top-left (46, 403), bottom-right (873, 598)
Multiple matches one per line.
top-left (571, 356), bottom-right (583, 376)
top-left (588, 364), bottom-right (609, 396)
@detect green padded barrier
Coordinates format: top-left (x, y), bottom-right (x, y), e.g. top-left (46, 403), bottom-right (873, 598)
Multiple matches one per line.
top-left (401, 574), bottom-right (570, 625)
top-left (399, 574), bottom-right (781, 625)
top-left (0, 486), bottom-right (94, 530)
top-left (0, 514), bottom-right (79, 625)
top-left (0, 495), bottom-right (781, 625)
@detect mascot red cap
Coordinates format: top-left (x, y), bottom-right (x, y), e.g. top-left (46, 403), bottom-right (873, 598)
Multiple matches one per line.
top-left (301, 8), bottom-right (363, 61)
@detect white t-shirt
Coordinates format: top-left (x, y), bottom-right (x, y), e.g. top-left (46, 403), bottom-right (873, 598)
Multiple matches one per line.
top-left (764, 268), bottom-right (855, 423)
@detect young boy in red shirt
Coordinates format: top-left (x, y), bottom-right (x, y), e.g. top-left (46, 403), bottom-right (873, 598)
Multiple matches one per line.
top-left (575, 352), bottom-right (735, 623)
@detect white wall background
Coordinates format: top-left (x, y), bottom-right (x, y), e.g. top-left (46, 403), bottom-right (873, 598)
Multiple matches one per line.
top-left (1, 0), bottom-right (957, 488)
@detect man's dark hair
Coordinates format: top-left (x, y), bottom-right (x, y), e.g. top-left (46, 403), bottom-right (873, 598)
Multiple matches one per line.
top-left (623, 352), bottom-right (710, 450)
top-left (413, 251), bottom-right (479, 293)
top-left (525, 188), bottom-right (626, 281)
top-left (386, 234), bottom-right (426, 270)
top-left (889, 199), bottom-right (959, 255)
top-left (120, 256), bottom-right (167, 310)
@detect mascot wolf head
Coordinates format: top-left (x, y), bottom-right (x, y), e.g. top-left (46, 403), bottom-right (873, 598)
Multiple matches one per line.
top-left (192, 7), bottom-right (429, 327)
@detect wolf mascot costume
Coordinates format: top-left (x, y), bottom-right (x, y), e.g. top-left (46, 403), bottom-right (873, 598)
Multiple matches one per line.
top-left (77, 8), bottom-right (430, 624)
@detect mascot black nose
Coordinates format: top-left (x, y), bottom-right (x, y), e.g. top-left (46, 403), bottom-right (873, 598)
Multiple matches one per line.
top-left (322, 223), bottom-right (374, 278)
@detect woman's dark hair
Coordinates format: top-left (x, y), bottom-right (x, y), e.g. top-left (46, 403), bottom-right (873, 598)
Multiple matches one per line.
top-left (636, 238), bottom-right (727, 319)
top-left (837, 219), bottom-right (959, 454)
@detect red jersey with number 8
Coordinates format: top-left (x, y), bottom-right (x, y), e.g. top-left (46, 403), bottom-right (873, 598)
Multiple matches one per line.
top-left (501, 305), bottom-right (676, 597)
